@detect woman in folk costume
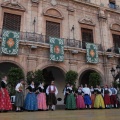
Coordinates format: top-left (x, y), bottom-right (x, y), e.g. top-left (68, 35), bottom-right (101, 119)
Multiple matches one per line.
top-left (0, 75), bottom-right (12, 112)
top-left (103, 85), bottom-right (112, 108)
top-left (46, 81), bottom-right (58, 111)
top-left (82, 84), bottom-right (92, 108)
top-left (66, 85), bottom-right (76, 110)
top-left (76, 86), bottom-right (85, 109)
top-left (94, 85), bottom-right (105, 109)
top-left (110, 84), bottom-right (118, 108)
top-left (24, 81), bottom-right (38, 111)
top-left (90, 86), bottom-right (96, 108)
top-left (63, 83), bottom-right (70, 105)
top-left (37, 82), bottom-right (47, 110)
top-left (15, 79), bottom-right (24, 112)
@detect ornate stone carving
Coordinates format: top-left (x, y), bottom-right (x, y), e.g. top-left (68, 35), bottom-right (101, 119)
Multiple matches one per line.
top-left (79, 16), bottom-right (95, 26)
top-left (31, 0), bottom-right (39, 6)
top-left (67, 6), bottom-right (75, 12)
top-left (110, 23), bottom-right (120, 31)
top-left (43, 8), bottom-right (63, 19)
top-left (98, 7), bottom-right (107, 19)
top-left (51, 0), bottom-right (57, 6)
top-left (1, 1), bottom-right (26, 11)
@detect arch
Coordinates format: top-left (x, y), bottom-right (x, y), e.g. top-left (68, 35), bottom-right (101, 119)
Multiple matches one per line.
top-left (78, 66), bottom-right (104, 86)
top-left (110, 23), bottom-right (120, 31)
top-left (42, 65), bottom-right (66, 105)
top-left (0, 60), bottom-right (26, 76)
top-left (43, 7), bottom-right (64, 19)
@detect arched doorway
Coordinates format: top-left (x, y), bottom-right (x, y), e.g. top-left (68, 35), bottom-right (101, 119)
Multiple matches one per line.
top-left (43, 66), bottom-right (65, 105)
top-left (0, 62), bottom-right (19, 74)
top-left (79, 69), bottom-right (102, 87)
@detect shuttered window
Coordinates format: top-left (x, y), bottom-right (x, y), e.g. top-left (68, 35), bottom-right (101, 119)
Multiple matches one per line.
top-left (46, 21), bottom-right (60, 42)
top-left (3, 13), bottom-right (21, 31)
top-left (81, 28), bottom-right (93, 48)
top-left (112, 34), bottom-right (120, 47)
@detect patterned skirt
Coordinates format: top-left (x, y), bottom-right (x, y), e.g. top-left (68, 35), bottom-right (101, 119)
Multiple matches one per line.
top-left (104, 94), bottom-right (111, 105)
top-left (76, 95), bottom-right (85, 109)
top-left (66, 93), bottom-right (76, 110)
top-left (0, 88), bottom-right (12, 111)
top-left (91, 94), bottom-right (96, 108)
top-left (84, 95), bottom-right (92, 105)
top-left (47, 93), bottom-right (57, 105)
top-left (94, 94), bottom-right (105, 108)
top-left (24, 93), bottom-right (38, 111)
top-left (15, 91), bottom-right (24, 107)
top-left (110, 95), bottom-right (118, 104)
top-left (37, 93), bottom-right (47, 110)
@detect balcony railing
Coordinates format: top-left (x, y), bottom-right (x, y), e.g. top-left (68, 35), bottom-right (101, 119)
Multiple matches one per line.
top-left (0, 28), bottom-right (103, 51)
top-left (107, 47), bottom-right (120, 54)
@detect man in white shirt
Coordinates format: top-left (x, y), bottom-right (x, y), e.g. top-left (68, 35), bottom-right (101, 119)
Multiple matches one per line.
top-left (46, 81), bottom-right (58, 111)
top-left (82, 84), bottom-right (92, 108)
top-left (15, 79), bottom-right (24, 112)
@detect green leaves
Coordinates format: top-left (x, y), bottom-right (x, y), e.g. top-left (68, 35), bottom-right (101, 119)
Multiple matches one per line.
top-left (65, 70), bottom-right (78, 85)
top-left (89, 72), bottom-right (101, 87)
top-left (27, 70), bottom-right (45, 86)
top-left (7, 67), bottom-right (24, 95)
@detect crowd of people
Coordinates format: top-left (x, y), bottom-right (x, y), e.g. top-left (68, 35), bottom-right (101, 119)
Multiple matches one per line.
top-left (0, 75), bottom-right (120, 112)
top-left (64, 83), bottom-right (120, 109)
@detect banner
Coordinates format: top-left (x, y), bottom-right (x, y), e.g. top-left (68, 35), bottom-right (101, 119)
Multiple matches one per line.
top-left (1, 30), bottom-right (20, 55)
top-left (86, 42), bottom-right (98, 64)
top-left (49, 37), bottom-right (64, 61)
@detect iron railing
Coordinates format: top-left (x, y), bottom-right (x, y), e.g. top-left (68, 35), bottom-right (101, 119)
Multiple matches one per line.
top-left (107, 47), bottom-right (120, 54)
top-left (108, 3), bottom-right (119, 10)
top-left (0, 28), bottom-right (103, 51)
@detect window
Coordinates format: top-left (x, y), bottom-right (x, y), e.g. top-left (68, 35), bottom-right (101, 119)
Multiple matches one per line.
top-left (112, 34), bottom-right (120, 48)
top-left (46, 21), bottom-right (60, 42)
top-left (81, 28), bottom-right (93, 48)
top-left (3, 13), bottom-right (21, 31)
top-left (109, 0), bottom-right (116, 9)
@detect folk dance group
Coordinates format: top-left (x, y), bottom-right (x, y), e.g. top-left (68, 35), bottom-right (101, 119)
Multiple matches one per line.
top-left (64, 83), bottom-right (118, 109)
top-left (0, 76), bottom-right (58, 112)
top-left (0, 75), bottom-right (119, 112)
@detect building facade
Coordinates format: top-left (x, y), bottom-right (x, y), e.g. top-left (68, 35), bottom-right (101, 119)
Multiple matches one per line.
top-left (0, 0), bottom-right (120, 104)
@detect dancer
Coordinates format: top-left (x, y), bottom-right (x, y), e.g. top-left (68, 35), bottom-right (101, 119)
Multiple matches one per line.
top-left (90, 86), bottom-right (96, 108)
top-left (66, 85), bottom-right (76, 110)
top-left (110, 84), bottom-right (118, 108)
top-left (15, 79), bottom-right (24, 112)
top-left (0, 75), bottom-right (12, 112)
top-left (24, 81), bottom-right (38, 111)
top-left (63, 83), bottom-right (70, 104)
top-left (94, 85), bottom-right (105, 109)
top-left (82, 84), bottom-right (92, 108)
top-left (76, 86), bottom-right (85, 109)
top-left (103, 85), bottom-right (112, 108)
top-left (37, 82), bottom-right (47, 110)
top-left (46, 81), bottom-right (58, 111)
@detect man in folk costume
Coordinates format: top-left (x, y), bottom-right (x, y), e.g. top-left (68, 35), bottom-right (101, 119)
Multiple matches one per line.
top-left (110, 84), bottom-right (118, 108)
top-left (82, 84), bottom-right (92, 108)
top-left (15, 79), bottom-right (24, 112)
top-left (46, 81), bottom-right (58, 111)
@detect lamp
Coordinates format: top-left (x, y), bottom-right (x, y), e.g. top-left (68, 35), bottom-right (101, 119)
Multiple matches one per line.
top-left (110, 67), bottom-right (115, 77)
top-left (116, 65), bottom-right (120, 73)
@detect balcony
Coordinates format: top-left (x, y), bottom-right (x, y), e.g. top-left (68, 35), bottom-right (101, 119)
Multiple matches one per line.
top-left (107, 47), bottom-right (120, 54)
top-left (0, 28), bottom-right (103, 52)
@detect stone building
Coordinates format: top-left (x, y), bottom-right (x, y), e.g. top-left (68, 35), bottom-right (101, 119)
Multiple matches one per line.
top-left (0, 0), bottom-right (120, 104)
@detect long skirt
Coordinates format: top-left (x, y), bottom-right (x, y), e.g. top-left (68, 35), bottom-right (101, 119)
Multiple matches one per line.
top-left (37, 93), bottom-right (47, 110)
top-left (76, 95), bottom-right (85, 109)
top-left (104, 94), bottom-right (111, 105)
top-left (110, 95), bottom-right (118, 105)
top-left (15, 92), bottom-right (24, 107)
top-left (84, 95), bottom-right (92, 105)
top-left (91, 94), bottom-right (96, 108)
top-left (0, 88), bottom-right (12, 111)
top-left (24, 93), bottom-right (38, 111)
top-left (47, 93), bottom-right (57, 105)
top-left (94, 94), bottom-right (105, 108)
top-left (66, 93), bottom-right (76, 110)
